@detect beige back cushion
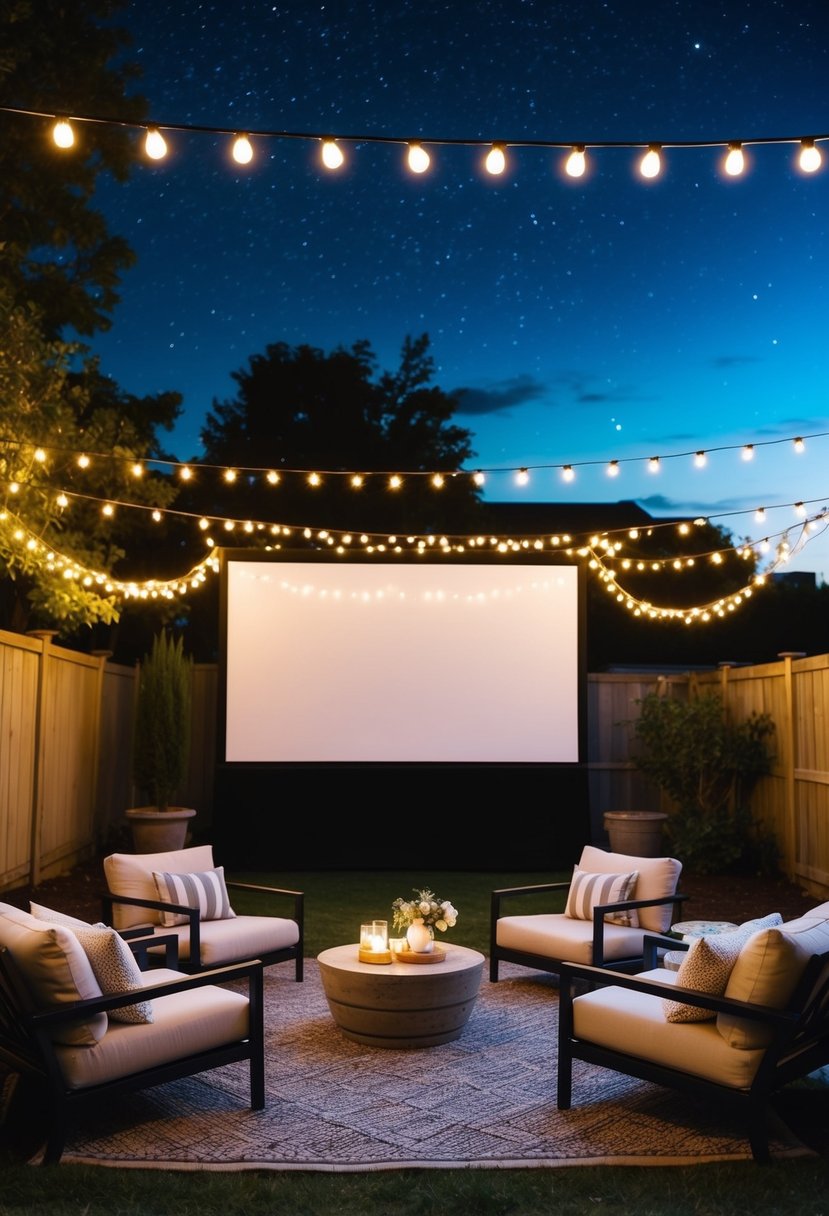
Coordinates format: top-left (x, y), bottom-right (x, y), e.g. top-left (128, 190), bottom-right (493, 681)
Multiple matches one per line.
top-left (578, 845), bottom-right (682, 933)
top-left (0, 902), bottom-right (106, 1045)
top-left (104, 845), bottom-right (216, 930)
top-left (719, 914), bottom-right (829, 1049)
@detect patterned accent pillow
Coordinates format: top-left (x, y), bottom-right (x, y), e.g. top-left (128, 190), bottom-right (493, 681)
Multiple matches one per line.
top-left (152, 866), bottom-right (236, 928)
top-left (564, 867), bottom-right (640, 927)
top-left (30, 903), bottom-right (153, 1024)
top-left (663, 912), bottom-right (783, 1024)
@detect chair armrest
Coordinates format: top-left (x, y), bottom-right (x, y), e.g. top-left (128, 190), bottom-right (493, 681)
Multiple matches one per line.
top-left (225, 881), bottom-right (304, 931)
top-left (122, 930), bottom-right (181, 970)
top-left (28, 958), bottom-right (265, 1031)
top-left (102, 892), bottom-right (202, 967)
top-left (590, 892), bottom-right (688, 966)
top-left (491, 880), bottom-right (571, 920)
top-left (642, 932), bottom-right (690, 970)
top-left (557, 959), bottom-right (796, 1028)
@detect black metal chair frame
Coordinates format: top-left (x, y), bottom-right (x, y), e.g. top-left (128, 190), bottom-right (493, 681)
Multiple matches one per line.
top-left (556, 933), bottom-right (829, 1163)
top-left (489, 879), bottom-right (688, 982)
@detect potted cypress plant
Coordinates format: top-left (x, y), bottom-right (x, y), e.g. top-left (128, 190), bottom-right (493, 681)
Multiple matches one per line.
top-left (126, 629), bottom-right (195, 852)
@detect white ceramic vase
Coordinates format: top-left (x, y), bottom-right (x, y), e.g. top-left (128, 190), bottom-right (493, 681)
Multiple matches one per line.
top-left (406, 917), bottom-right (434, 953)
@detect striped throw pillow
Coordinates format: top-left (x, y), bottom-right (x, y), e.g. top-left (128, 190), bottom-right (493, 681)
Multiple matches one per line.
top-left (564, 867), bottom-right (640, 927)
top-left (152, 867), bottom-right (236, 927)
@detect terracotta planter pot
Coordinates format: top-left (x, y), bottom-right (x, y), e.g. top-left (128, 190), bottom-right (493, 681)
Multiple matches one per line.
top-left (125, 807), bottom-right (196, 853)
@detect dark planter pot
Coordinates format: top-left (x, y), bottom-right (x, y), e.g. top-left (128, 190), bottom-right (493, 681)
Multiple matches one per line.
top-left (603, 810), bottom-right (668, 858)
top-left (125, 807), bottom-right (196, 853)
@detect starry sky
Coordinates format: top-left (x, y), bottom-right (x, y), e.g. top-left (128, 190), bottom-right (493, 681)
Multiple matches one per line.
top-left (87, 1), bottom-right (829, 579)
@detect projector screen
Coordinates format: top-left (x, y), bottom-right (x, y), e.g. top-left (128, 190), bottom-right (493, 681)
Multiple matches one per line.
top-left (219, 551), bottom-right (584, 765)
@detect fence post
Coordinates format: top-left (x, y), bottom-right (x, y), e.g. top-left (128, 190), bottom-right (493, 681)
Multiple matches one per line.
top-left (778, 652), bottom-right (805, 879)
top-left (25, 630), bottom-right (59, 885)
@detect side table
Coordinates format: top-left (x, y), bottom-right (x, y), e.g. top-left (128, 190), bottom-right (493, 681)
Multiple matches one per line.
top-left (317, 942), bottom-right (484, 1048)
top-left (663, 919), bottom-right (739, 971)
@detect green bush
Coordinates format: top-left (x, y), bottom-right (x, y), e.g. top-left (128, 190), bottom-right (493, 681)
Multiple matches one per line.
top-left (131, 630), bottom-right (192, 810)
top-left (629, 691), bottom-right (778, 875)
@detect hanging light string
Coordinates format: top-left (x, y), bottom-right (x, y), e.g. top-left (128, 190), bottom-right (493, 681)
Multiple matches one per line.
top-left (3, 464), bottom-right (827, 618)
top-left (0, 427), bottom-right (823, 490)
top-left (1, 106), bottom-right (826, 178)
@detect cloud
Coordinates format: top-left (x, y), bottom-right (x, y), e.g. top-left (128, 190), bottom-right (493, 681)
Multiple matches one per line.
top-left (710, 354), bottom-right (760, 368)
top-left (452, 375), bottom-right (547, 416)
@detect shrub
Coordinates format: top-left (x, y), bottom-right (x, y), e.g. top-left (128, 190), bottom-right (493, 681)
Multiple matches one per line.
top-left (629, 691), bottom-right (777, 874)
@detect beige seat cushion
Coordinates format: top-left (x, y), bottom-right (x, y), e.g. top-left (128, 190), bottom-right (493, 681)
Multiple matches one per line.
top-left (572, 967), bottom-right (765, 1089)
top-left (577, 845), bottom-right (682, 933)
top-left (0, 903), bottom-right (106, 1046)
top-left (143, 913), bottom-right (300, 966)
top-left (496, 912), bottom-right (646, 965)
top-left (52, 968), bottom-right (251, 1090)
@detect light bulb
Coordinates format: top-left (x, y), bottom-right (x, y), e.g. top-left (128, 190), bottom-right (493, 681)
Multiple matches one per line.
top-left (485, 143), bottom-right (506, 175)
top-left (793, 436), bottom-right (805, 452)
top-left (52, 118), bottom-right (74, 149)
top-left (639, 144), bottom-right (661, 179)
top-left (741, 444), bottom-right (755, 461)
top-left (562, 465), bottom-right (575, 482)
top-left (565, 145), bottom-right (586, 178)
top-left (799, 139), bottom-right (822, 173)
top-left (145, 127), bottom-right (167, 160)
top-left (694, 451), bottom-right (707, 468)
top-left (647, 456), bottom-right (660, 473)
top-left (795, 502), bottom-right (807, 517)
top-left (407, 142), bottom-right (430, 173)
top-left (232, 134), bottom-right (253, 164)
top-left (515, 467), bottom-right (529, 486)
top-left (724, 142), bottom-right (745, 176)
top-left (607, 460), bottom-right (620, 477)
top-left (321, 138), bottom-right (344, 169)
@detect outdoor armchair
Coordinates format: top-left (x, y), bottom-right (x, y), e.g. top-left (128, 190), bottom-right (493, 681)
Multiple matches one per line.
top-left (490, 844), bottom-right (685, 982)
top-left (0, 900), bottom-right (264, 1165)
top-left (556, 904), bottom-right (829, 1163)
top-left (102, 844), bottom-right (304, 979)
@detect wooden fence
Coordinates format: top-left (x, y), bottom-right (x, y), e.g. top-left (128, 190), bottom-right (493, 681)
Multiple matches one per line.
top-left (2, 627), bottom-right (828, 897)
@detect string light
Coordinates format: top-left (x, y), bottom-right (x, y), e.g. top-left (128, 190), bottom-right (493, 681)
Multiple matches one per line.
top-left (321, 138), bottom-right (344, 169)
top-left (647, 456), bottom-right (660, 473)
top-left (607, 459), bottom-right (620, 477)
top-left (485, 143), bottom-right (507, 175)
top-left (742, 444), bottom-right (755, 461)
top-left (407, 142), bottom-right (430, 173)
top-left (144, 126), bottom-right (167, 160)
top-left (694, 451), bottom-right (707, 468)
top-left (793, 436), bottom-right (805, 453)
top-left (562, 465), bottom-right (575, 482)
top-left (724, 142), bottom-right (745, 176)
top-left (52, 117), bottom-right (74, 148)
top-left (0, 106), bottom-right (820, 183)
top-left (232, 133), bottom-right (253, 165)
top-left (639, 144), bottom-right (662, 179)
top-left (799, 139), bottom-right (822, 173)
top-left (565, 145), bottom-right (586, 178)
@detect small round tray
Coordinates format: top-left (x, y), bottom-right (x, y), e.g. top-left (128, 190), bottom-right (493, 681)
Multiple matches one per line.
top-left (392, 944), bottom-right (446, 964)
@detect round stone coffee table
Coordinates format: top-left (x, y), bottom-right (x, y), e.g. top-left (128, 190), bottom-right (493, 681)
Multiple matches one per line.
top-left (317, 942), bottom-right (485, 1048)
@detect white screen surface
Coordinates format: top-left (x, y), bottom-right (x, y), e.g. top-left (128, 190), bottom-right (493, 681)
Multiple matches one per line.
top-left (223, 558), bottom-right (581, 763)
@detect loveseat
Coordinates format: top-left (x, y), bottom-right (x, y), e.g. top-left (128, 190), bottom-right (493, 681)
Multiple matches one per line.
top-left (0, 900), bottom-right (264, 1164)
top-left (557, 901), bottom-right (829, 1162)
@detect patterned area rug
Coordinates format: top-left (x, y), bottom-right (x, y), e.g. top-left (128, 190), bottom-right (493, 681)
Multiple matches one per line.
top-left (53, 961), bottom-right (812, 1171)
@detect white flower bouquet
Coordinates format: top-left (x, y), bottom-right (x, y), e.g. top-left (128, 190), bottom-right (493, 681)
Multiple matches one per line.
top-left (391, 887), bottom-right (459, 934)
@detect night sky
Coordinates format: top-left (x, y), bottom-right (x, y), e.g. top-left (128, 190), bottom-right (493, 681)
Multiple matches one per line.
top-left (85, 1), bottom-right (829, 578)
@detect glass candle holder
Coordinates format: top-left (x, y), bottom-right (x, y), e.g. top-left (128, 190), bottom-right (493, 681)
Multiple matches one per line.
top-left (358, 920), bottom-right (391, 964)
